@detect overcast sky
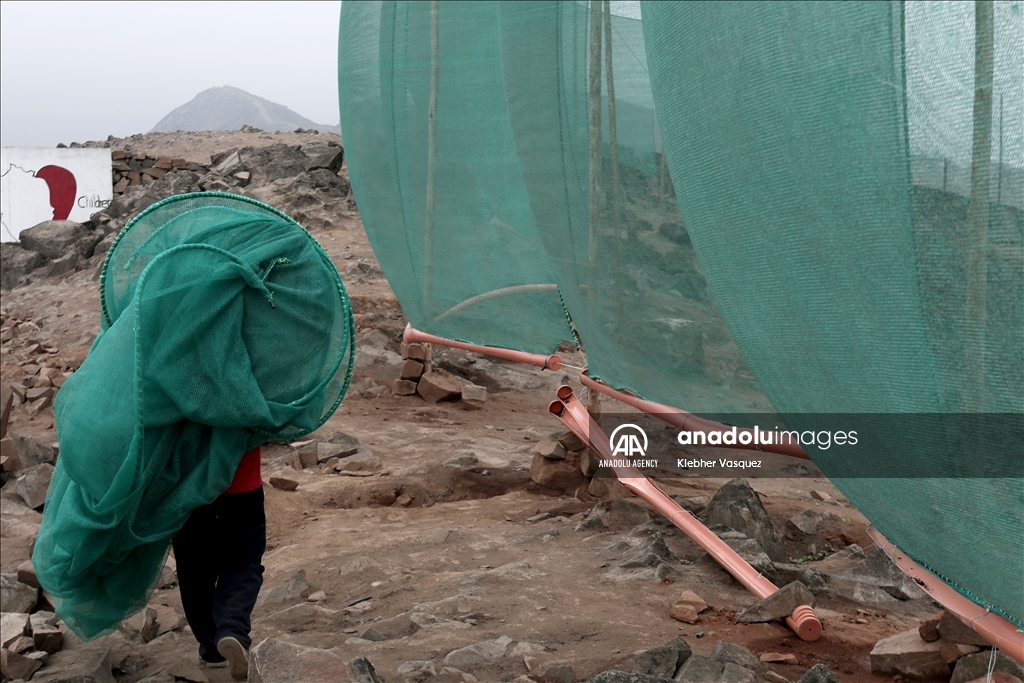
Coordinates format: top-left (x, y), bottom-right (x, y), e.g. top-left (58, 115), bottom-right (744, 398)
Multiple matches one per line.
top-left (0, 1), bottom-right (342, 148)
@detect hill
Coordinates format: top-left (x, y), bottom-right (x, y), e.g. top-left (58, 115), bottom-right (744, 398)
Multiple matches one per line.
top-left (150, 86), bottom-right (340, 134)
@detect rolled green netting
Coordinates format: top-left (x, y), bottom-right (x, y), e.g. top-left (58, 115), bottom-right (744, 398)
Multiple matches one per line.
top-left (35, 192), bottom-right (354, 639)
top-left (338, 1), bottom-right (575, 355)
top-left (642, 1), bottom-right (1022, 624)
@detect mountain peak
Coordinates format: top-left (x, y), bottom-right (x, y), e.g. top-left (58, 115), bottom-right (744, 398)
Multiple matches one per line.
top-left (150, 86), bottom-right (338, 134)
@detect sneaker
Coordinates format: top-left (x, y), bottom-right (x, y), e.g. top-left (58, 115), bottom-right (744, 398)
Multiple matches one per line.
top-left (199, 658), bottom-right (228, 669)
top-left (217, 636), bottom-right (250, 680)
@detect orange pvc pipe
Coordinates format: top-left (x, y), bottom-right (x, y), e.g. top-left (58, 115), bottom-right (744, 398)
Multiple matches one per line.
top-left (579, 371), bottom-right (810, 460)
top-left (551, 385), bottom-right (822, 642)
top-left (866, 526), bottom-right (1024, 664)
top-left (403, 324), bottom-right (563, 370)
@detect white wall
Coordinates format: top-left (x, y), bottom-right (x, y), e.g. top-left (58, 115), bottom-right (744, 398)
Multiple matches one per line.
top-left (1, 147), bottom-right (112, 242)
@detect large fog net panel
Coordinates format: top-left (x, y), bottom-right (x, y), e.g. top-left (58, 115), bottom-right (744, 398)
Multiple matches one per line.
top-left (36, 192), bottom-right (355, 638)
top-left (498, 1), bottom-right (772, 415)
top-left (643, 0), bottom-right (1022, 625)
top-left (338, 1), bottom-right (574, 354)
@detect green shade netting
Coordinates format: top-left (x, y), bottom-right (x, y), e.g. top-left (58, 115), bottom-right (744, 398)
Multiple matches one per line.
top-left (338, 0), bottom-right (1023, 626)
top-left (35, 193), bottom-right (354, 639)
top-left (338, 1), bottom-right (574, 354)
top-left (641, 1), bottom-right (1022, 624)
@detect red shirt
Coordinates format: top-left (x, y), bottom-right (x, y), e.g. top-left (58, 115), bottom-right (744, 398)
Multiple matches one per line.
top-left (223, 447), bottom-right (262, 494)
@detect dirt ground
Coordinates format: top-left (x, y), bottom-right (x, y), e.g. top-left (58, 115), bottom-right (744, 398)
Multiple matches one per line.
top-left (0, 131), bottom-right (943, 683)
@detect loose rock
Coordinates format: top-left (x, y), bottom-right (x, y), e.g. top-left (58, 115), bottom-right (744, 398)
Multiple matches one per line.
top-left (936, 611), bottom-right (995, 647)
top-left (951, 651), bottom-right (1024, 683)
top-left (674, 653), bottom-right (725, 682)
top-left (869, 629), bottom-right (949, 680)
top-left (735, 581), bottom-right (814, 623)
top-left (700, 479), bottom-right (789, 563)
top-left (633, 636), bottom-right (691, 678)
top-left (709, 641), bottom-right (767, 675)
top-left (249, 638), bottom-right (351, 682)
top-left (1, 572), bottom-right (38, 613)
top-left (31, 647), bottom-right (116, 683)
top-left (417, 370), bottom-right (463, 403)
top-left (795, 664), bottom-right (841, 683)
top-left (442, 635), bottom-right (513, 668)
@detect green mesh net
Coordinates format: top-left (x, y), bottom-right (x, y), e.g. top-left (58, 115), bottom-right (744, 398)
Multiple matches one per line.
top-left (339, 1), bottom-right (1023, 626)
top-left (34, 193), bottom-right (354, 639)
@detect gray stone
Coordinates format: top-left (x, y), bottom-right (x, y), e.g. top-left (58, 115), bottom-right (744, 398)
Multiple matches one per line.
top-left (16, 462), bottom-right (54, 509)
top-left (358, 628), bottom-right (386, 642)
top-left (0, 244), bottom-right (43, 289)
top-left (248, 144), bottom-right (310, 182)
top-left (31, 647), bottom-right (115, 683)
top-left (700, 479), bottom-right (789, 562)
top-left (460, 381), bottom-right (487, 408)
top-left (796, 664), bottom-right (841, 683)
top-left (8, 433), bottom-right (57, 468)
top-left (397, 660), bottom-right (436, 680)
top-left (120, 606), bottom-right (157, 642)
top-left (709, 642), bottom-right (767, 675)
top-left (1, 573), bottom-right (38, 613)
top-left (20, 220), bottom-right (100, 259)
top-left (839, 545), bottom-right (927, 601)
top-left (720, 664), bottom-right (756, 683)
top-left (735, 581), bottom-right (815, 623)
top-left (950, 651), bottom-right (1024, 683)
top-left (620, 533), bottom-right (678, 569)
top-left (634, 637), bottom-right (691, 678)
top-left (545, 663), bottom-right (577, 683)
top-left (258, 569), bottom-right (316, 606)
top-left (673, 654), bottom-right (724, 682)
top-left (720, 538), bottom-right (776, 581)
top-left (587, 673), bottom-right (676, 683)
top-left (301, 142), bottom-right (344, 173)
top-left (937, 610), bottom-right (996, 647)
top-left (213, 151), bottom-right (242, 175)
top-left (869, 629), bottom-right (949, 680)
top-left (43, 250), bottom-right (79, 277)
top-left (136, 171), bottom-right (201, 214)
top-left (444, 452), bottom-right (483, 471)
top-left (442, 635), bottom-right (513, 668)
top-left (349, 655), bottom-right (384, 683)
top-left (250, 638), bottom-right (350, 682)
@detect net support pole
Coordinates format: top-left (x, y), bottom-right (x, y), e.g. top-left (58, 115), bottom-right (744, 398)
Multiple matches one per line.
top-left (586, 0), bottom-right (604, 419)
top-left (549, 385), bottom-right (822, 642)
top-left (604, 0), bottom-right (625, 322)
top-left (423, 0), bottom-right (440, 319)
top-left (965, 0), bottom-right (993, 411)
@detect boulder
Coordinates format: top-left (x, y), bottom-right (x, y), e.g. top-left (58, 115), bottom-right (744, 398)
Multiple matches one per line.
top-left (301, 142), bottom-right (344, 173)
top-left (1, 612), bottom-right (30, 648)
top-left (796, 664), bottom-right (841, 683)
top-left (349, 656), bottom-right (384, 683)
top-left (619, 533), bottom-right (678, 568)
top-left (674, 654), bottom-right (725, 683)
top-left (9, 433), bottom-right (57, 468)
top-left (1, 572), bottom-right (38, 612)
top-left (720, 664), bottom-right (756, 683)
top-left (136, 171), bottom-right (201, 214)
top-left (633, 637), bottom-right (691, 678)
top-left (417, 370), bottom-right (463, 403)
top-left (442, 635), bottom-right (513, 668)
top-left (839, 546), bottom-right (927, 601)
top-left (530, 452), bottom-right (585, 492)
top-left (709, 641), bottom-right (767, 675)
top-left (247, 144), bottom-right (310, 182)
top-left (0, 244), bottom-right (43, 289)
top-left (43, 250), bottom-right (79, 277)
top-left (735, 581), bottom-right (815, 623)
top-left (950, 651), bottom-right (1024, 683)
top-left (869, 629), bottom-right (949, 680)
top-left (1, 648), bottom-right (43, 681)
top-left (700, 479), bottom-right (789, 562)
top-left (936, 611), bottom-right (994, 647)
top-left (586, 673), bottom-right (675, 683)
top-left (249, 638), bottom-right (351, 682)
top-left (20, 220), bottom-right (100, 259)
top-left (16, 462), bottom-right (54, 509)
top-left (31, 647), bottom-right (115, 683)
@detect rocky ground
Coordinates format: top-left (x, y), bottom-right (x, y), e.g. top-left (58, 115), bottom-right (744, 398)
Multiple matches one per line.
top-left (2, 130), bottom-right (1020, 683)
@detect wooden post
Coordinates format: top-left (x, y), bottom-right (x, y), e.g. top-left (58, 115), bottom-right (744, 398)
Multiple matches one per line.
top-left (587, 0), bottom-right (603, 419)
top-left (424, 0), bottom-right (440, 319)
top-left (965, 0), bottom-right (993, 412)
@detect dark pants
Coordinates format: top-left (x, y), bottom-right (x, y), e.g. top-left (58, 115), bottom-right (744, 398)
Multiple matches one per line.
top-left (173, 487), bottom-right (266, 663)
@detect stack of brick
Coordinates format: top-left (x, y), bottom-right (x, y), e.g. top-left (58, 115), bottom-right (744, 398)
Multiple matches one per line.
top-left (529, 429), bottom-right (626, 499)
top-left (110, 150), bottom-right (208, 195)
top-left (391, 343), bottom-right (488, 408)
